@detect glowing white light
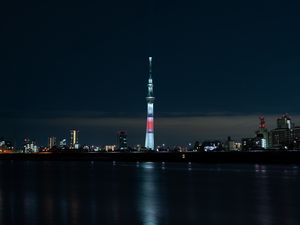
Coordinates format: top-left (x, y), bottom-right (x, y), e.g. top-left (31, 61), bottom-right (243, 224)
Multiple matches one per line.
top-left (261, 139), bottom-right (267, 148)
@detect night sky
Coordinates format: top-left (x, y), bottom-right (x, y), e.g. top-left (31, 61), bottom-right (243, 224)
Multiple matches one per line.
top-left (1, 0), bottom-right (300, 147)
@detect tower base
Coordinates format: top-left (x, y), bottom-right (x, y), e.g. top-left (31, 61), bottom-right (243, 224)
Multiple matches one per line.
top-left (145, 133), bottom-right (154, 150)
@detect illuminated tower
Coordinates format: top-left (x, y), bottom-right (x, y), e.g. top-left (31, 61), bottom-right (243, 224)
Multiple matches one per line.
top-left (145, 57), bottom-right (155, 150)
top-left (259, 116), bottom-right (266, 129)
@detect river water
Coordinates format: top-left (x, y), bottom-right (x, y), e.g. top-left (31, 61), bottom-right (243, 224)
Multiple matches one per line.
top-left (0, 161), bottom-right (299, 225)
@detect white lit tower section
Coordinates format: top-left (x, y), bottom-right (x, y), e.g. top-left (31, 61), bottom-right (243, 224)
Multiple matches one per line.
top-left (145, 57), bottom-right (155, 150)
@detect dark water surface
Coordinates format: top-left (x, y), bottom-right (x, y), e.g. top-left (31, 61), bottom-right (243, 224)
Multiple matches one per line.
top-left (0, 161), bottom-right (300, 225)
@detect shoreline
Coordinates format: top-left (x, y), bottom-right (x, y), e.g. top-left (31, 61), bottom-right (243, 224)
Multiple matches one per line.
top-left (1, 151), bottom-right (300, 164)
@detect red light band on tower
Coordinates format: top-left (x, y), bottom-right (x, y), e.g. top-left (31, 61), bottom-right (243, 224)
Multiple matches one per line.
top-left (147, 118), bottom-right (154, 132)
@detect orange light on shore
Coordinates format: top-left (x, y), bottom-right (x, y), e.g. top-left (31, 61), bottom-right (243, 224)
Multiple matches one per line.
top-left (0, 149), bottom-right (14, 153)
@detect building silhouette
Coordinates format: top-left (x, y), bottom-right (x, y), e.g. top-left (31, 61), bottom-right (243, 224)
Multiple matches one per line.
top-left (59, 139), bottom-right (67, 149)
top-left (48, 137), bottom-right (56, 149)
top-left (255, 116), bottom-right (269, 149)
top-left (270, 114), bottom-right (294, 149)
top-left (118, 131), bottom-right (128, 151)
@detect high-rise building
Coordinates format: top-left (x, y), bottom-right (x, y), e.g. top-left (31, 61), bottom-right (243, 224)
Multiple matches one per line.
top-left (270, 114), bottom-right (294, 149)
top-left (255, 117), bottom-right (269, 149)
top-left (241, 138), bottom-right (256, 151)
top-left (48, 136), bottom-right (56, 149)
top-left (294, 126), bottom-right (300, 139)
top-left (225, 136), bottom-right (241, 151)
top-left (277, 114), bottom-right (293, 129)
top-left (145, 57), bottom-right (155, 150)
top-left (293, 126), bottom-right (300, 149)
top-left (59, 139), bottom-right (67, 148)
top-left (118, 131), bottom-right (128, 151)
top-left (270, 128), bottom-right (291, 149)
top-left (70, 130), bottom-right (79, 149)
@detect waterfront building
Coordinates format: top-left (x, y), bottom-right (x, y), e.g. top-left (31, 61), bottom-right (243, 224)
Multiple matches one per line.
top-left (277, 114), bottom-right (293, 129)
top-left (0, 139), bottom-right (14, 152)
top-left (59, 139), bottom-right (67, 148)
top-left (270, 128), bottom-right (292, 149)
top-left (225, 136), bottom-right (241, 151)
top-left (193, 141), bottom-right (201, 151)
top-left (294, 126), bottom-right (300, 139)
top-left (145, 57), bottom-right (155, 150)
top-left (270, 114), bottom-right (293, 149)
top-left (105, 145), bottom-right (116, 152)
top-left (241, 138), bottom-right (256, 151)
top-left (201, 140), bottom-right (223, 152)
top-left (70, 130), bottom-right (79, 149)
top-left (118, 131), bottom-right (128, 151)
top-left (133, 144), bottom-right (142, 151)
top-left (293, 126), bottom-right (300, 149)
top-left (23, 138), bottom-right (38, 153)
top-left (255, 117), bottom-right (269, 149)
top-left (48, 136), bottom-right (56, 149)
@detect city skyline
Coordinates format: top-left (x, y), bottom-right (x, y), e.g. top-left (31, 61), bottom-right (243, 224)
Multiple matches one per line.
top-left (2, 0), bottom-right (300, 145)
top-left (2, 113), bottom-right (300, 148)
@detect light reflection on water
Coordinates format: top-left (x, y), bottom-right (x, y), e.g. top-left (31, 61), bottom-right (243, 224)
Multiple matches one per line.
top-left (255, 165), bottom-right (272, 225)
top-left (138, 162), bottom-right (160, 225)
top-left (0, 162), bottom-right (300, 225)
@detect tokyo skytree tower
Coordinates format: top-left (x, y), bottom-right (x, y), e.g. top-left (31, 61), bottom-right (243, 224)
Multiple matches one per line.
top-left (145, 57), bottom-right (155, 150)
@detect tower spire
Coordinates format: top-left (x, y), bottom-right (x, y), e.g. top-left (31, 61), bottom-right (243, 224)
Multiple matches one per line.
top-left (149, 56), bottom-right (152, 79)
